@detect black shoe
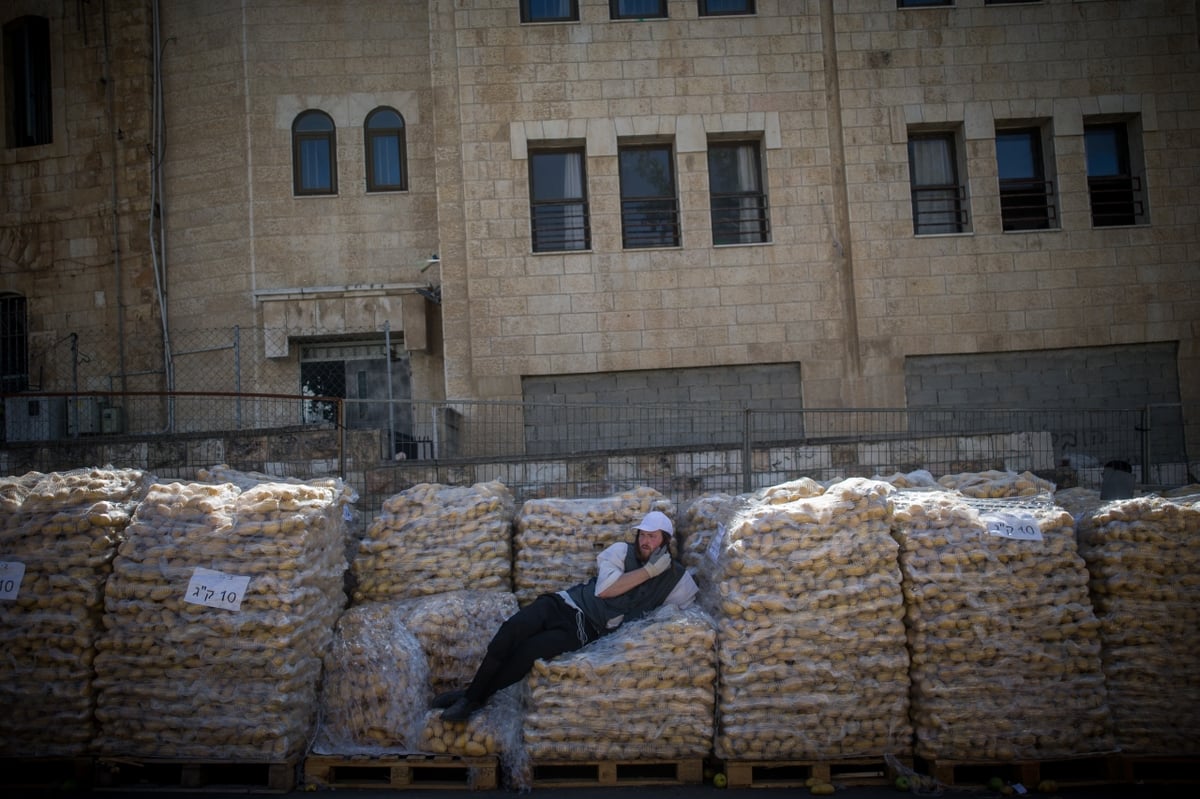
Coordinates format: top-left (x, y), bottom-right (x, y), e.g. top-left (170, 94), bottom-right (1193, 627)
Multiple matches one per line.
top-left (441, 696), bottom-right (483, 723)
top-left (431, 689), bottom-right (466, 709)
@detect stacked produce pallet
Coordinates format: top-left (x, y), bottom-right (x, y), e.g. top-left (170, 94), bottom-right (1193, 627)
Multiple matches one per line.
top-left (513, 487), bottom-right (672, 606)
top-left (1075, 493), bottom-right (1200, 756)
top-left (0, 468), bottom-right (149, 757)
top-left (892, 489), bottom-right (1114, 766)
top-left (706, 477), bottom-right (912, 769)
top-left (92, 479), bottom-right (349, 763)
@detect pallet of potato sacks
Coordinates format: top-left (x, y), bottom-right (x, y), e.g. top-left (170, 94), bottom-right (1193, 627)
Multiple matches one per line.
top-left (721, 756), bottom-right (907, 788)
top-left (303, 753), bottom-right (498, 791)
top-left (530, 757), bottom-right (703, 787)
top-left (93, 756), bottom-right (298, 792)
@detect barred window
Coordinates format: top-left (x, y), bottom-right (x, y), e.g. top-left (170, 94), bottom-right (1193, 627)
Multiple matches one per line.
top-left (529, 148), bottom-right (590, 252)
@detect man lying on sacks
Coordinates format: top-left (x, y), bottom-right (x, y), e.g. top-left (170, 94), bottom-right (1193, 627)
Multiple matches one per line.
top-left (434, 510), bottom-right (698, 722)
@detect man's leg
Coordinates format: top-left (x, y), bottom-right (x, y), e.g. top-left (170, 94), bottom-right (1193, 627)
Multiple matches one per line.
top-left (443, 595), bottom-right (583, 721)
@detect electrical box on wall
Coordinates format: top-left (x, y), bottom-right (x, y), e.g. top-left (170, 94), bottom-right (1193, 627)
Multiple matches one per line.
top-left (4, 396), bottom-right (67, 442)
top-left (68, 397), bottom-right (102, 436)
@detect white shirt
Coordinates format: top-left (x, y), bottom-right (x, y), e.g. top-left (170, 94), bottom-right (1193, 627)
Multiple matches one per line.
top-left (588, 541), bottom-right (699, 629)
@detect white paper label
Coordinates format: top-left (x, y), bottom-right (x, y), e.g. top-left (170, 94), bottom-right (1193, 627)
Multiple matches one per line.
top-left (185, 567), bottom-right (250, 611)
top-left (0, 560), bottom-right (25, 600)
top-left (981, 512), bottom-right (1043, 541)
top-left (706, 523), bottom-right (727, 563)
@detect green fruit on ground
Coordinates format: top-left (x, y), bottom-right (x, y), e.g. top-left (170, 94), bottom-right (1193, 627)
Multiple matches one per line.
top-left (894, 775), bottom-right (911, 791)
top-left (713, 773), bottom-right (728, 789)
top-left (988, 776), bottom-right (1006, 792)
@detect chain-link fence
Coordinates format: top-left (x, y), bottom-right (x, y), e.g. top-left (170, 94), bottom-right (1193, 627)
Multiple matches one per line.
top-left (1, 391), bottom-right (1194, 532)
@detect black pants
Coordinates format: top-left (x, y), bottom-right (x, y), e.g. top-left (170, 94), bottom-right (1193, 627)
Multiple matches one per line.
top-left (465, 593), bottom-right (601, 704)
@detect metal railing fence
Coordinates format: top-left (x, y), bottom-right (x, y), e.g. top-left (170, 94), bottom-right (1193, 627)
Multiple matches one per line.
top-left (1, 392), bottom-right (1194, 532)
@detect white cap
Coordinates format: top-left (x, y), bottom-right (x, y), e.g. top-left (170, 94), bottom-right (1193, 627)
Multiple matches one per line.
top-left (634, 510), bottom-right (674, 536)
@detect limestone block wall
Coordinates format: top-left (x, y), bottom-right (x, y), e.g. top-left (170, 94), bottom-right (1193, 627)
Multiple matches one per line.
top-left (834, 0), bottom-right (1200, 416)
top-left (158, 0), bottom-right (445, 399)
top-left (0, 0), bottom-right (160, 392)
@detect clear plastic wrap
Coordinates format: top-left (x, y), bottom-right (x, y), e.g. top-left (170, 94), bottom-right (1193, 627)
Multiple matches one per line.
top-left (311, 602), bottom-right (429, 755)
top-left (704, 477), bottom-right (912, 761)
top-left (1075, 493), bottom-right (1200, 755)
top-left (892, 490), bottom-right (1113, 761)
top-left (521, 604), bottom-right (716, 766)
top-left (352, 481), bottom-right (514, 602)
top-left (93, 480), bottom-right (349, 760)
top-left (513, 487), bottom-right (673, 606)
top-left (0, 467), bottom-right (151, 756)
top-left (937, 469), bottom-right (1056, 498)
top-left (394, 590), bottom-right (519, 695)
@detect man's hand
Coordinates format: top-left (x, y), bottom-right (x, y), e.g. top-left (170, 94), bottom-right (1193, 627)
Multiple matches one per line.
top-left (643, 546), bottom-right (672, 577)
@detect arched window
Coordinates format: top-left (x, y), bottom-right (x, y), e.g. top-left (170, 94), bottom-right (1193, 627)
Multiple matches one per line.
top-left (0, 293), bottom-right (29, 392)
top-left (292, 110), bottom-right (337, 195)
top-left (364, 107), bottom-right (407, 192)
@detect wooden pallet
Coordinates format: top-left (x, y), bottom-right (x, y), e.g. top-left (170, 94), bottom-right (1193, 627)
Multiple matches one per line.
top-left (919, 754), bottom-right (1124, 788)
top-left (0, 757), bottom-right (94, 791)
top-left (303, 753), bottom-right (498, 791)
top-left (94, 757), bottom-right (297, 793)
top-left (722, 756), bottom-right (907, 788)
top-left (1109, 755), bottom-right (1200, 784)
top-left (530, 757), bottom-right (703, 787)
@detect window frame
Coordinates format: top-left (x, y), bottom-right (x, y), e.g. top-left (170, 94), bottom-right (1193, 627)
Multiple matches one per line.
top-left (995, 125), bottom-right (1057, 232)
top-left (3, 15), bottom-right (53, 148)
top-left (521, 0), bottom-right (580, 23)
top-left (610, 0), bottom-right (669, 20)
top-left (1084, 119), bottom-right (1146, 228)
top-left (707, 139), bottom-right (770, 245)
top-left (897, 0), bottom-right (954, 8)
top-left (907, 130), bottom-right (970, 235)
top-left (528, 146), bottom-right (592, 253)
top-left (292, 110), bottom-right (338, 196)
top-left (0, 293), bottom-right (29, 393)
top-left (364, 107), bottom-right (407, 193)
top-left (618, 142), bottom-right (680, 249)
top-left (699, 0), bottom-right (756, 16)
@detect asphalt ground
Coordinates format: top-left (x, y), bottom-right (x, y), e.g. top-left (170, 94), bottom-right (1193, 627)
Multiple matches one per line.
top-left (23, 783), bottom-right (1198, 799)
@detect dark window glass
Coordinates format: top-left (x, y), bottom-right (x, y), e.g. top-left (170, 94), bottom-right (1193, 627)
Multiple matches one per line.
top-left (984, 0), bottom-right (1038, 5)
top-left (908, 132), bottom-right (968, 235)
top-left (708, 141), bottom-right (769, 244)
top-left (529, 149), bottom-right (590, 252)
top-left (996, 128), bottom-right (1054, 231)
top-left (365, 107), bottom-right (407, 192)
top-left (3, 16), bottom-right (52, 148)
top-left (898, 0), bottom-right (953, 7)
top-left (292, 110), bottom-right (337, 195)
top-left (619, 144), bottom-right (679, 248)
top-left (1085, 122), bottom-right (1142, 227)
top-left (0, 294), bottom-right (29, 393)
top-left (700, 0), bottom-right (755, 15)
top-left (611, 0), bottom-right (668, 20)
top-left (522, 0), bottom-right (579, 22)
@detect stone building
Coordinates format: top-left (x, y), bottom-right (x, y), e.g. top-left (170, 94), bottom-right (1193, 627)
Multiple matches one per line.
top-left (2, 0), bottom-right (1198, 471)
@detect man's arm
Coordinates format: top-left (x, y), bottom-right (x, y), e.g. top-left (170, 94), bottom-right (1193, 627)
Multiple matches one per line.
top-left (594, 542), bottom-right (659, 599)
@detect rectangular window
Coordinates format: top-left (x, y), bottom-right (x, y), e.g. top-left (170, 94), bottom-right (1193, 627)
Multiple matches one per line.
top-left (521, 0), bottom-right (579, 23)
top-left (708, 141), bottom-right (769, 244)
top-left (908, 132), bottom-right (969, 235)
top-left (898, 0), bottom-right (953, 7)
top-left (529, 148), bottom-right (590, 252)
top-left (1085, 121), bottom-right (1146, 227)
top-left (996, 126), bottom-right (1055, 232)
top-left (700, 0), bottom-right (755, 15)
top-left (3, 16), bottom-right (53, 148)
top-left (610, 0), bottom-right (668, 20)
top-left (619, 144), bottom-right (679, 248)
